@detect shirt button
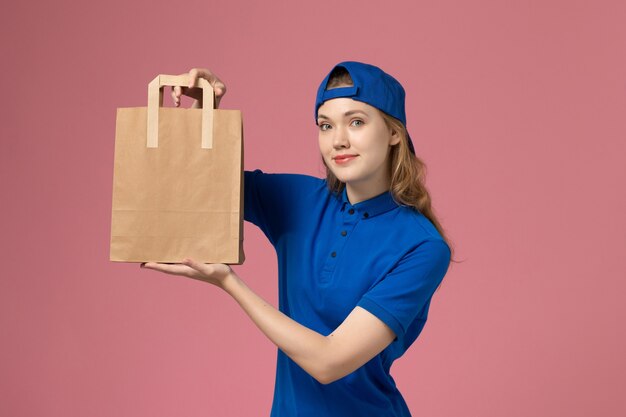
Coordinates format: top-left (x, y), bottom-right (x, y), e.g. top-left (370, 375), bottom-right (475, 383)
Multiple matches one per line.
top-left (363, 212), bottom-right (369, 218)
top-left (331, 251), bottom-right (337, 257)
top-left (348, 208), bottom-right (355, 215)
top-left (341, 230), bottom-right (347, 236)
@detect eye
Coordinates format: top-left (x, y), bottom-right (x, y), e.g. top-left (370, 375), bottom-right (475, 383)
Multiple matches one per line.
top-left (319, 123), bottom-right (331, 131)
top-left (351, 119), bottom-right (364, 127)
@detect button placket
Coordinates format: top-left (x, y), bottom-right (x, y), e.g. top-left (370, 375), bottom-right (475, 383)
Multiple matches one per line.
top-left (329, 208), bottom-right (359, 258)
top-left (320, 205), bottom-right (359, 282)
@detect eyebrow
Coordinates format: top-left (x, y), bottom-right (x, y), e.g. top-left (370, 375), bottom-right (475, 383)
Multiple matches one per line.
top-left (317, 110), bottom-right (369, 120)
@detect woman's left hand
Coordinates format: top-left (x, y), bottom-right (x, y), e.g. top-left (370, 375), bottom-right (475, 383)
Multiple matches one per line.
top-left (140, 258), bottom-right (235, 289)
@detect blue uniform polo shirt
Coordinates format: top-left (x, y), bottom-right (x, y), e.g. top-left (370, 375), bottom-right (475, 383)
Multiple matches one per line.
top-left (243, 169), bottom-right (451, 417)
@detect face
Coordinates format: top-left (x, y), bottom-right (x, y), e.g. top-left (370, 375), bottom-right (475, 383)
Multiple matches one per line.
top-left (317, 98), bottom-right (400, 191)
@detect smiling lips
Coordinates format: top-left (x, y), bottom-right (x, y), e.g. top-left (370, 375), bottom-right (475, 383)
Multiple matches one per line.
top-left (333, 154), bottom-right (358, 164)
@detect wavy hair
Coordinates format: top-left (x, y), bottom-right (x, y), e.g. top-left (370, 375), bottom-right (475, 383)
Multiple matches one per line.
top-left (320, 67), bottom-right (457, 268)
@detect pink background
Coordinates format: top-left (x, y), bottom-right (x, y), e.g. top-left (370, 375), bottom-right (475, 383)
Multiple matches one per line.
top-left (2, 0), bottom-right (625, 416)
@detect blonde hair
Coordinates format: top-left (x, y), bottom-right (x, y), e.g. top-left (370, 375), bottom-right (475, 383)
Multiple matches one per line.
top-left (321, 67), bottom-right (458, 268)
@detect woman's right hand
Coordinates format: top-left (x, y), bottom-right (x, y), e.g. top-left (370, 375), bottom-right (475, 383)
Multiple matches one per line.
top-left (171, 68), bottom-right (227, 109)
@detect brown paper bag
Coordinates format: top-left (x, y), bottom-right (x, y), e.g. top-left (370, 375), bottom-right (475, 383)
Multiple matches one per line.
top-left (110, 74), bottom-right (245, 264)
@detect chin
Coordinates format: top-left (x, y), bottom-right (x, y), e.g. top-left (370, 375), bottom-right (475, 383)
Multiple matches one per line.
top-left (333, 172), bottom-right (358, 184)
top-left (326, 162), bottom-right (360, 183)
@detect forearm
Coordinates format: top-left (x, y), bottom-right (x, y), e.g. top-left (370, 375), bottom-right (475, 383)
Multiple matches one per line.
top-left (221, 272), bottom-right (332, 383)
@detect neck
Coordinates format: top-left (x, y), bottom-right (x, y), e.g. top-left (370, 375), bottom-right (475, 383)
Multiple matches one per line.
top-left (345, 175), bottom-right (391, 204)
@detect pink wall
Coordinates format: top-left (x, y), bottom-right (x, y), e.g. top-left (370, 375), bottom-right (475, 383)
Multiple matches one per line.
top-left (2, 0), bottom-right (625, 416)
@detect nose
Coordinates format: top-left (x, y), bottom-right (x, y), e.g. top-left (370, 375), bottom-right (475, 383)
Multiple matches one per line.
top-left (332, 125), bottom-right (350, 149)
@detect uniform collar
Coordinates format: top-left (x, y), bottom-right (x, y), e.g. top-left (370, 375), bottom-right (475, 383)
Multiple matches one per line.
top-left (339, 186), bottom-right (399, 219)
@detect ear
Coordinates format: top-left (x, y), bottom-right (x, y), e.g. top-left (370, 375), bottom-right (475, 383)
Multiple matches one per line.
top-left (389, 127), bottom-right (401, 146)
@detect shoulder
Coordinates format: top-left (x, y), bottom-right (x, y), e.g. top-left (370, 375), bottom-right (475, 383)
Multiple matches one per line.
top-left (383, 207), bottom-right (452, 271)
top-left (245, 169), bottom-right (325, 188)
top-left (244, 169), bottom-right (333, 204)
top-left (391, 205), bottom-right (448, 247)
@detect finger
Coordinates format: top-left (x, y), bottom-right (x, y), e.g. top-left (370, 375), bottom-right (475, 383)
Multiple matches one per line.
top-left (171, 86), bottom-right (182, 106)
top-left (211, 80), bottom-right (225, 98)
top-left (215, 82), bottom-right (226, 97)
top-left (189, 68), bottom-right (227, 97)
top-left (171, 88), bottom-right (178, 107)
top-left (182, 258), bottom-right (207, 273)
top-left (188, 68), bottom-right (200, 88)
top-left (142, 262), bottom-right (191, 276)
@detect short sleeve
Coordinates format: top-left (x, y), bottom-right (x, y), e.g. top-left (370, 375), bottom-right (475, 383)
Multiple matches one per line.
top-left (244, 169), bottom-right (319, 245)
top-left (244, 169), bottom-right (282, 245)
top-left (356, 239), bottom-right (451, 344)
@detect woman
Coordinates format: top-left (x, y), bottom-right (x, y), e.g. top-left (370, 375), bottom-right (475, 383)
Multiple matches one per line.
top-left (142, 61), bottom-right (456, 416)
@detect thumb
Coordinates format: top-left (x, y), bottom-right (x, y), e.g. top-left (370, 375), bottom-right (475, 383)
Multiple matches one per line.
top-left (182, 258), bottom-right (204, 271)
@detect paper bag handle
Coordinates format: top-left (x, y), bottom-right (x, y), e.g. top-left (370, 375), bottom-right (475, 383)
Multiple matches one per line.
top-left (147, 74), bottom-right (215, 149)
